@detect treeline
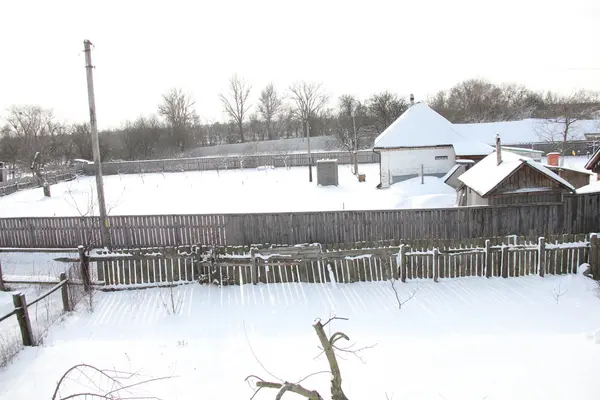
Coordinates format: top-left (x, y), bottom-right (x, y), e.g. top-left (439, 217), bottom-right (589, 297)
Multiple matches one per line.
top-left (1, 78), bottom-right (598, 174)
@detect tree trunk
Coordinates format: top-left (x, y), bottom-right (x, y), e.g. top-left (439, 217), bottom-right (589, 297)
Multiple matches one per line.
top-left (238, 121), bottom-right (244, 143)
top-left (312, 321), bottom-right (349, 400)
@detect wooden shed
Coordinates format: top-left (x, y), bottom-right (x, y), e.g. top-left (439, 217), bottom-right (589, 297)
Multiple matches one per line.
top-left (457, 143), bottom-right (575, 206)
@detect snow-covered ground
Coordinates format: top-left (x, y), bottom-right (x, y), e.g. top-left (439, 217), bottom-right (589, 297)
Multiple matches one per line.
top-left (0, 272), bottom-right (599, 399)
top-left (541, 155), bottom-right (591, 172)
top-left (0, 164), bottom-right (457, 217)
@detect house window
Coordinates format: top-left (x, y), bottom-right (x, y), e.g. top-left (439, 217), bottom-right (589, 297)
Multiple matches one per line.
top-left (435, 155), bottom-right (448, 160)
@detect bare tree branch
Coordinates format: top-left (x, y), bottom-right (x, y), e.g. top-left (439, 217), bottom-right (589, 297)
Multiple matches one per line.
top-left (220, 74), bottom-right (252, 143)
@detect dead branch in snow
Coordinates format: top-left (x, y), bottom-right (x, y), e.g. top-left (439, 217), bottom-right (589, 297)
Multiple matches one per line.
top-left (51, 363), bottom-right (172, 400)
top-left (389, 279), bottom-right (419, 310)
top-left (246, 316), bottom-right (373, 400)
top-left (552, 279), bottom-right (568, 304)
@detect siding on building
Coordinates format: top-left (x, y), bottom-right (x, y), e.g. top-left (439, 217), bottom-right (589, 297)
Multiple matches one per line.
top-left (378, 146), bottom-right (456, 188)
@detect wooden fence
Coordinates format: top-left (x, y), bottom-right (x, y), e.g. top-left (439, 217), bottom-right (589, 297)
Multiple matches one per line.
top-left (0, 169), bottom-right (79, 197)
top-left (82, 150), bottom-right (379, 176)
top-left (86, 234), bottom-right (595, 287)
top-left (1, 193), bottom-right (599, 249)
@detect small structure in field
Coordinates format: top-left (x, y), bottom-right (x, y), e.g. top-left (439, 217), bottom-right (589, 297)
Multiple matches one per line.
top-left (457, 136), bottom-right (575, 206)
top-left (316, 159), bottom-right (339, 186)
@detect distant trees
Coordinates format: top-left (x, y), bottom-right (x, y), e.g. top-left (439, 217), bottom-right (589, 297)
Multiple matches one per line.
top-left (429, 79), bottom-right (549, 123)
top-left (368, 91), bottom-right (408, 133)
top-left (257, 83), bottom-right (283, 140)
top-left (158, 88), bottom-right (198, 151)
top-left (535, 90), bottom-right (600, 156)
top-left (289, 81), bottom-right (329, 137)
top-left (1, 78), bottom-right (597, 167)
top-left (219, 74), bottom-right (252, 143)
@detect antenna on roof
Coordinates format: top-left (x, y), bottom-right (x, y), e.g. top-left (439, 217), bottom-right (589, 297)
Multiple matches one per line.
top-left (410, 93), bottom-right (415, 106)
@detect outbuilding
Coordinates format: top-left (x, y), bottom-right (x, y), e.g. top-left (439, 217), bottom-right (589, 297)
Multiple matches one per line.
top-left (373, 102), bottom-right (492, 188)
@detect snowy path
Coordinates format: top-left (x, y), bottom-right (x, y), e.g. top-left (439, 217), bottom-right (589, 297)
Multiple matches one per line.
top-left (1, 275), bottom-right (599, 399)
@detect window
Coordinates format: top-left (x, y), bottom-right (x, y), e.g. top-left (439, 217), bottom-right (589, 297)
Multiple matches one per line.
top-left (435, 155), bottom-right (448, 160)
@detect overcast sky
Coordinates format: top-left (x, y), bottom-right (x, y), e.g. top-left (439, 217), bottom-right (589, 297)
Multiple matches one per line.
top-left (1, 0), bottom-right (598, 129)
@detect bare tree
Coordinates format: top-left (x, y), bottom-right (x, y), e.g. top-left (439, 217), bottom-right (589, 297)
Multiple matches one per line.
top-left (288, 82), bottom-right (329, 136)
top-left (368, 92), bottom-right (408, 133)
top-left (247, 316), bottom-right (375, 400)
top-left (158, 88), bottom-right (198, 151)
top-left (220, 74), bottom-right (252, 143)
top-left (258, 83), bottom-right (283, 140)
top-left (334, 95), bottom-right (376, 174)
top-left (535, 90), bottom-right (600, 158)
top-left (51, 363), bottom-right (171, 400)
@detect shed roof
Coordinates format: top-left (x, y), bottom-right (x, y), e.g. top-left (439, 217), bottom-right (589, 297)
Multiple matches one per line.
top-left (584, 147), bottom-right (600, 170)
top-left (458, 150), bottom-right (575, 197)
top-left (373, 102), bottom-right (492, 156)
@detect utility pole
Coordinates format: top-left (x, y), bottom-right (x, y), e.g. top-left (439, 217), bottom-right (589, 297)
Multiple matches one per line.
top-left (306, 119), bottom-right (312, 182)
top-left (83, 40), bottom-right (111, 249)
top-left (352, 109), bottom-right (358, 176)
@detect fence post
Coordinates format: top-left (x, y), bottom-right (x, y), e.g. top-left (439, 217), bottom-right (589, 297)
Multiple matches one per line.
top-left (251, 249), bottom-right (259, 285)
top-left (538, 237), bottom-right (546, 277)
top-left (590, 233), bottom-right (599, 280)
top-left (399, 245), bottom-right (407, 282)
top-left (485, 240), bottom-right (492, 278)
top-left (433, 248), bottom-right (439, 282)
top-left (78, 245), bottom-right (91, 293)
top-left (0, 261), bottom-right (5, 291)
top-left (59, 272), bottom-right (70, 312)
top-left (13, 294), bottom-right (34, 346)
top-left (501, 244), bottom-right (509, 278)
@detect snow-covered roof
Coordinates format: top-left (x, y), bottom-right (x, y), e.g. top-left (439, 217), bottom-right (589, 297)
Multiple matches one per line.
top-left (458, 150), bottom-right (575, 197)
top-left (455, 119), bottom-right (600, 145)
top-left (584, 147), bottom-right (600, 170)
top-left (374, 102), bottom-right (492, 156)
top-left (577, 181), bottom-right (600, 194)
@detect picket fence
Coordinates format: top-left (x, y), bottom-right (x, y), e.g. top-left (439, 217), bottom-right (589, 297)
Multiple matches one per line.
top-left (83, 234), bottom-right (595, 287)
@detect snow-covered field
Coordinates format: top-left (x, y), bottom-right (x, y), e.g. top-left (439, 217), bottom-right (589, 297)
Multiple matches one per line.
top-left (0, 164), bottom-right (457, 217)
top-left (0, 272), bottom-right (599, 399)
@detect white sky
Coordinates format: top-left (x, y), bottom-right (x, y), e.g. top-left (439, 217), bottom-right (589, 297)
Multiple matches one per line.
top-left (0, 0), bottom-right (599, 129)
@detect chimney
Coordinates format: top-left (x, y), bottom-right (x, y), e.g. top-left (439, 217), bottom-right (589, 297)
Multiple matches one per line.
top-left (546, 152), bottom-right (560, 166)
top-left (496, 134), bottom-right (502, 166)
top-left (410, 93), bottom-right (414, 106)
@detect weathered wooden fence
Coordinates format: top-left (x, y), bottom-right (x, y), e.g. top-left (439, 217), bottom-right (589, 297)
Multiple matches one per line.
top-left (0, 168), bottom-right (79, 197)
top-left (1, 193), bottom-right (599, 249)
top-left (87, 234), bottom-right (594, 287)
top-left (83, 150), bottom-right (379, 176)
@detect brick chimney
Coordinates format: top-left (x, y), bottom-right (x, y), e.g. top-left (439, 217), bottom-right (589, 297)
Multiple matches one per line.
top-left (546, 152), bottom-right (560, 166)
top-left (496, 134), bottom-right (502, 166)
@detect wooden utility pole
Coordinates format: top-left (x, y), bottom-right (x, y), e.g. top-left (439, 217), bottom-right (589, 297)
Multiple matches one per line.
top-left (306, 119), bottom-right (312, 182)
top-left (83, 40), bottom-right (111, 249)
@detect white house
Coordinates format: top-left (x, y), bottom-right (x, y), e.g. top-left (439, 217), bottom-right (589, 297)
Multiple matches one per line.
top-left (373, 102), bottom-right (492, 188)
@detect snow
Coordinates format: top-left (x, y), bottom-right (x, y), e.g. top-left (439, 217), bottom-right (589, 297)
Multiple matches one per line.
top-left (374, 103), bottom-right (492, 156)
top-left (0, 164), bottom-right (457, 217)
top-left (390, 176), bottom-right (456, 208)
top-left (577, 181), bottom-right (600, 194)
top-left (1, 273), bottom-right (600, 399)
top-left (543, 155), bottom-right (592, 173)
top-left (459, 150), bottom-right (575, 197)
top-left (455, 118), bottom-right (600, 145)
top-left (0, 251), bottom-right (74, 280)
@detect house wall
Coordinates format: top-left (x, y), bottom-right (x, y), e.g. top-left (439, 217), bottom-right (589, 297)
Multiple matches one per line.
top-left (556, 169), bottom-right (591, 189)
top-left (465, 187), bottom-right (489, 206)
top-left (495, 165), bottom-right (562, 193)
top-left (379, 146), bottom-right (456, 188)
top-left (488, 193), bottom-right (563, 205)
